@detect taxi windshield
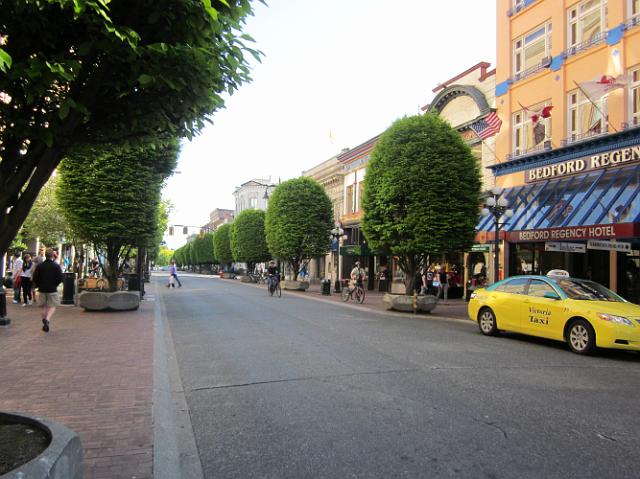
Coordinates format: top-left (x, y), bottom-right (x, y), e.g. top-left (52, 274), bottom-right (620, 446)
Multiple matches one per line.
top-left (554, 279), bottom-right (625, 302)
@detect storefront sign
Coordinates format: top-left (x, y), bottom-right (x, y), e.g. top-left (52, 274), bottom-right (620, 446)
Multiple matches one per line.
top-left (507, 223), bottom-right (637, 243)
top-left (525, 145), bottom-right (640, 183)
top-left (545, 242), bottom-right (586, 253)
top-left (587, 239), bottom-right (632, 252)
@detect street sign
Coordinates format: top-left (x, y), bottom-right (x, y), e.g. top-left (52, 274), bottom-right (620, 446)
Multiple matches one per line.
top-left (545, 242), bottom-right (586, 253)
top-left (586, 239), bottom-right (632, 252)
top-left (470, 244), bottom-right (490, 252)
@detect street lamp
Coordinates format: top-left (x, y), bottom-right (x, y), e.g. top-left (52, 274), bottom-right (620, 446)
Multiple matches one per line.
top-left (330, 226), bottom-right (348, 292)
top-left (481, 186), bottom-right (514, 284)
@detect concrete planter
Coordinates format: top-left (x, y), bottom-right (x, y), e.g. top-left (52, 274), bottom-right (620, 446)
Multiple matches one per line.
top-left (78, 291), bottom-right (140, 311)
top-left (0, 411), bottom-right (82, 479)
top-left (238, 275), bottom-right (252, 283)
top-left (383, 293), bottom-right (439, 313)
top-left (283, 280), bottom-right (310, 291)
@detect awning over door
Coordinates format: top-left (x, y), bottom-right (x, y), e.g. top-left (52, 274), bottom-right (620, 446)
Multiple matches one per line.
top-left (476, 165), bottom-right (640, 233)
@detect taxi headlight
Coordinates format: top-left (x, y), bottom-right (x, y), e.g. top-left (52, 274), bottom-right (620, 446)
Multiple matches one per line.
top-left (596, 313), bottom-right (634, 327)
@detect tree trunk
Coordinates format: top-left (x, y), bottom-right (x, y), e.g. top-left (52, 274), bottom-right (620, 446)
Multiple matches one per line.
top-left (401, 254), bottom-right (424, 296)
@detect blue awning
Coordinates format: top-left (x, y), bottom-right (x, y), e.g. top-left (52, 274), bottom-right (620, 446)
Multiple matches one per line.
top-left (477, 165), bottom-right (640, 232)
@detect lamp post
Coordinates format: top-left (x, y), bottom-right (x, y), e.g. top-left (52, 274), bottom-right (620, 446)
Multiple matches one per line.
top-left (481, 186), bottom-right (514, 284)
top-left (330, 226), bottom-right (348, 292)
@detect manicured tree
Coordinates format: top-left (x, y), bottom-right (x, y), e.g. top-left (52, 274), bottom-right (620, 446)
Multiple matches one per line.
top-left (148, 199), bottom-right (172, 265)
top-left (230, 209), bottom-right (270, 272)
top-left (173, 246), bottom-right (184, 268)
top-left (185, 242), bottom-right (195, 271)
top-left (362, 114), bottom-right (481, 295)
top-left (0, 0), bottom-right (262, 256)
top-left (192, 233), bottom-right (216, 272)
top-left (156, 247), bottom-right (174, 267)
top-left (213, 223), bottom-right (233, 270)
top-left (265, 177), bottom-right (333, 280)
top-left (57, 139), bottom-right (177, 290)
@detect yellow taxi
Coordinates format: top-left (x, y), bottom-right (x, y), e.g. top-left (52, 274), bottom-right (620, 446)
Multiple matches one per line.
top-left (468, 270), bottom-right (640, 355)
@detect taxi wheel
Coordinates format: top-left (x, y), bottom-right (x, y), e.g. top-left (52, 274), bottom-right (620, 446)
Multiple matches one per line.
top-left (478, 308), bottom-right (499, 336)
top-left (567, 319), bottom-right (596, 355)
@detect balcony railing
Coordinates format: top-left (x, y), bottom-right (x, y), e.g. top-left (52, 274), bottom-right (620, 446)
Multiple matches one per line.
top-left (622, 14), bottom-right (640, 30)
top-left (506, 140), bottom-right (552, 161)
top-left (509, 56), bottom-right (552, 85)
top-left (622, 118), bottom-right (640, 130)
top-left (561, 125), bottom-right (609, 147)
top-left (561, 31), bottom-right (606, 60)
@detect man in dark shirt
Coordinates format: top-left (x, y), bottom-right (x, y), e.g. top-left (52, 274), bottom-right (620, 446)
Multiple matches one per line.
top-left (32, 248), bottom-right (63, 333)
top-left (266, 260), bottom-right (279, 293)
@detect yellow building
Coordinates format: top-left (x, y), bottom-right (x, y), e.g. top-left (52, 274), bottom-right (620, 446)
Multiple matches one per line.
top-left (483, 0), bottom-right (640, 301)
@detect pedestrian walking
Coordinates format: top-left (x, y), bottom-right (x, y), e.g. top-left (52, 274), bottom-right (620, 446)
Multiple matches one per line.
top-left (168, 259), bottom-right (182, 288)
top-left (32, 248), bottom-right (63, 333)
top-left (32, 246), bottom-right (45, 302)
top-left (11, 252), bottom-right (23, 304)
top-left (20, 253), bottom-right (35, 306)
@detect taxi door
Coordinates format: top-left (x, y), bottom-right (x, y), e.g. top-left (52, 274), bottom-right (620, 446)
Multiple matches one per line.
top-left (521, 279), bottom-right (566, 340)
top-left (487, 277), bottom-right (529, 332)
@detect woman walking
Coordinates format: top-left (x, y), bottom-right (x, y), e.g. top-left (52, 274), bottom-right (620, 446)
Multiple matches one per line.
top-left (20, 253), bottom-right (35, 306)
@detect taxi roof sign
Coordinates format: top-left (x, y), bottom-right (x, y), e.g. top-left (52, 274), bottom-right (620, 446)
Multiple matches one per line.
top-left (547, 269), bottom-right (570, 278)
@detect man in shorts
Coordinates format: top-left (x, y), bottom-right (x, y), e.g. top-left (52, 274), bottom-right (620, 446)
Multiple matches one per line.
top-left (32, 248), bottom-right (63, 333)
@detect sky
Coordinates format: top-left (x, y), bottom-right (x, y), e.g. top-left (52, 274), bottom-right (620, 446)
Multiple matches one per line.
top-left (162, 0), bottom-right (496, 249)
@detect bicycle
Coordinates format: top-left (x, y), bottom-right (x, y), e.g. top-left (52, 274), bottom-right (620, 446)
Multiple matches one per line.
top-left (341, 282), bottom-right (365, 303)
top-left (267, 275), bottom-right (281, 297)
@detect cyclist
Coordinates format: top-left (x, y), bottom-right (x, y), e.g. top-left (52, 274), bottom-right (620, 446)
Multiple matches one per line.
top-left (267, 260), bottom-right (280, 293)
top-left (350, 261), bottom-right (365, 290)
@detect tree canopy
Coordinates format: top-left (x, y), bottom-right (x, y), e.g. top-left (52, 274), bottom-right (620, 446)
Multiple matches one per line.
top-left (265, 177), bottom-right (333, 279)
top-left (230, 209), bottom-right (270, 268)
top-left (0, 0), bottom-right (261, 256)
top-left (362, 114), bottom-right (481, 294)
top-left (21, 174), bottom-right (70, 247)
top-left (213, 223), bottom-right (233, 267)
top-left (56, 139), bottom-right (178, 289)
top-left (193, 232), bottom-right (216, 265)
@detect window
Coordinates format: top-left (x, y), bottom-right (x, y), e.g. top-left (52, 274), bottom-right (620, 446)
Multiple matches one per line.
top-left (512, 102), bottom-right (552, 155)
top-left (356, 181), bottom-right (365, 212)
top-left (568, 0), bottom-right (607, 47)
top-left (495, 277), bottom-right (529, 294)
top-left (528, 279), bottom-right (557, 298)
top-left (630, 67), bottom-right (640, 126)
top-left (631, 0), bottom-right (640, 18)
top-left (345, 184), bottom-right (355, 214)
top-left (567, 89), bottom-right (607, 140)
top-left (249, 197), bottom-right (258, 208)
top-left (513, 22), bottom-right (552, 75)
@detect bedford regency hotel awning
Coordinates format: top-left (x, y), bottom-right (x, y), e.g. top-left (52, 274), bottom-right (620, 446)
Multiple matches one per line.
top-left (476, 164), bottom-right (640, 242)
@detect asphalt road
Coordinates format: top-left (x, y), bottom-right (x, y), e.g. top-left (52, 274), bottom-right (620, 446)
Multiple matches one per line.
top-left (157, 274), bottom-right (640, 479)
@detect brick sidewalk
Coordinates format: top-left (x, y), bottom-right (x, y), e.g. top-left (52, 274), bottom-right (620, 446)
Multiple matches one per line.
top-left (0, 285), bottom-right (155, 479)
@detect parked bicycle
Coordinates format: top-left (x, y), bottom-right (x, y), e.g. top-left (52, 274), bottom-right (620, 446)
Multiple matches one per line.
top-left (341, 283), bottom-right (365, 303)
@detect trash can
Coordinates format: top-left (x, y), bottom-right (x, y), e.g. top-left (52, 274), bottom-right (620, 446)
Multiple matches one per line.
top-left (128, 273), bottom-right (140, 292)
top-left (321, 279), bottom-right (331, 296)
top-left (61, 272), bottom-right (76, 305)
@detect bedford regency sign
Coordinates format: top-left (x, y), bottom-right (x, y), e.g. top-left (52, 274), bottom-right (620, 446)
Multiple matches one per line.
top-left (525, 145), bottom-right (640, 183)
top-left (506, 223), bottom-right (637, 243)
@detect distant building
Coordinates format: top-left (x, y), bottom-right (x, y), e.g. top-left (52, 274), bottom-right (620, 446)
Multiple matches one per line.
top-left (302, 154), bottom-right (344, 281)
top-left (233, 179), bottom-right (276, 216)
top-left (205, 208), bottom-right (234, 232)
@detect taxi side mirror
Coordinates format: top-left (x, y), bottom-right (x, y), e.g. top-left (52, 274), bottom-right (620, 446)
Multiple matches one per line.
top-left (543, 291), bottom-right (561, 300)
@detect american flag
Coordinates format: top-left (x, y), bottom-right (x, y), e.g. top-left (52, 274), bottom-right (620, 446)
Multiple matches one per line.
top-left (470, 112), bottom-right (502, 140)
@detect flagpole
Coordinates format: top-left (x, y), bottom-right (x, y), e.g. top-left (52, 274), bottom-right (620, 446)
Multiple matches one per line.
top-left (470, 128), bottom-right (498, 161)
top-left (572, 80), bottom-right (618, 133)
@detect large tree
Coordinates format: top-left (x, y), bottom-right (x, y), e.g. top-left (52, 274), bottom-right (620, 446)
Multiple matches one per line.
top-left (230, 209), bottom-right (270, 271)
top-left (265, 177), bottom-right (333, 280)
top-left (213, 223), bottom-right (233, 268)
top-left (0, 0), bottom-right (261, 256)
top-left (193, 232), bottom-right (216, 270)
top-left (57, 139), bottom-right (178, 290)
top-left (21, 174), bottom-right (70, 247)
top-left (362, 114), bottom-right (481, 295)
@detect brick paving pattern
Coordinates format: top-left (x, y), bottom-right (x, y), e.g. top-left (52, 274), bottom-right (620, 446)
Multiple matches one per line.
top-left (0, 285), bottom-right (155, 479)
